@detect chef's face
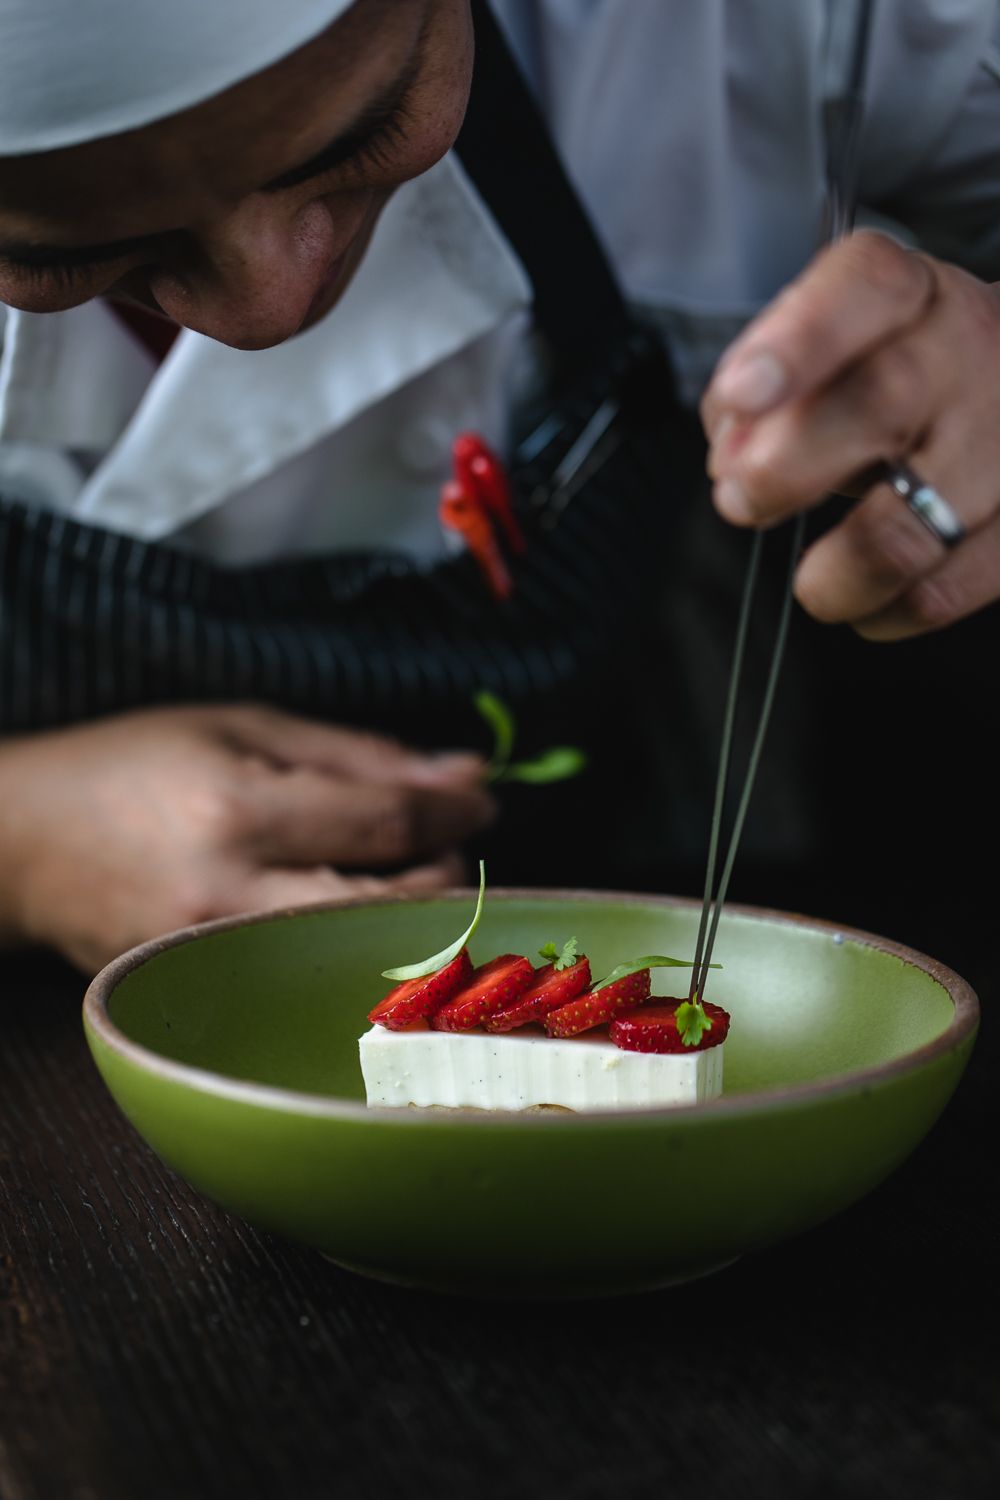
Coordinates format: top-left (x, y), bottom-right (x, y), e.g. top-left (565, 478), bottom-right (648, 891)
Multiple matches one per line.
top-left (0, 0), bottom-right (472, 349)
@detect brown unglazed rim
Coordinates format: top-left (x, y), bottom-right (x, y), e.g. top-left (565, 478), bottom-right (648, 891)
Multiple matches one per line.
top-left (83, 888), bottom-right (980, 1127)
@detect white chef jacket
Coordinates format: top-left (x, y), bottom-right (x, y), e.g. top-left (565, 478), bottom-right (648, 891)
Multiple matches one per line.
top-left (1, 0), bottom-right (999, 567)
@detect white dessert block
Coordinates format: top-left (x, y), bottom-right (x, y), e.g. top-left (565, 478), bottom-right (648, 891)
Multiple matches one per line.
top-left (359, 1026), bottom-right (724, 1112)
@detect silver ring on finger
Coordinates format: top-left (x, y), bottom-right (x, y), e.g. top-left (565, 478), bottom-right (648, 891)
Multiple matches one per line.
top-left (882, 461), bottom-right (966, 549)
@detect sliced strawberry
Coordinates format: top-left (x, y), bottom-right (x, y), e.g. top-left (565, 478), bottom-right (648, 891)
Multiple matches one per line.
top-left (368, 948), bottom-right (473, 1030)
top-left (485, 956), bottom-right (592, 1032)
top-left (431, 954), bottom-right (534, 1032)
top-left (610, 1001), bottom-right (731, 1054)
top-left (545, 968), bottom-right (652, 1037)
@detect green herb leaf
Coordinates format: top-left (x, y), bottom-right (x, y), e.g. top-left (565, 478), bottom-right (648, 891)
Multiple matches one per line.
top-left (592, 955), bottom-right (720, 992)
top-left (473, 690), bottom-right (586, 786)
top-left (496, 747), bottom-right (587, 784)
top-left (381, 860), bottom-right (486, 981)
top-left (473, 691), bottom-right (515, 775)
top-left (539, 937), bottom-right (579, 971)
top-left (675, 1000), bottom-right (714, 1048)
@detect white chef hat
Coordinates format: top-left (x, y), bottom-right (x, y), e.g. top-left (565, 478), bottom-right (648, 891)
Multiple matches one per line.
top-left (0, 0), bottom-right (356, 155)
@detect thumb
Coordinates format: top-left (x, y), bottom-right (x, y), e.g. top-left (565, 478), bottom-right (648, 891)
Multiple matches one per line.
top-left (236, 865), bottom-right (391, 915)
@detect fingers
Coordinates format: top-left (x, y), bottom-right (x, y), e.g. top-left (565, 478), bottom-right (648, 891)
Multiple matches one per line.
top-left (791, 477), bottom-right (953, 624)
top-left (217, 705), bottom-right (488, 790)
top-left (852, 507), bottom-right (1000, 641)
top-left (702, 232), bottom-right (936, 436)
top-left (210, 708), bottom-right (494, 865)
top-left (202, 850), bottom-right (471, 934)
top-left (700, 239), bottom-right (1000, 636)
top-left (709, 322), bottom-right (942, 530)
top-left (223, 853), bottom-right (469, 923)
top-left (241, 764), bottom-right (496, 868)
top-left (707, 258), bottom-right (1000, 533)
top-left (236, 865), bottom-right (389, 914)
top-left (387, 851), bottom-right (469, 891)
top-left (791, 403), bottom-right (999, 626)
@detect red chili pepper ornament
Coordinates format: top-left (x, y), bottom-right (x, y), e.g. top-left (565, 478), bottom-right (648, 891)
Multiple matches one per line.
top-left (438, 478), bottom-right (513, 601)
top-left (452, 433), bottom-right (526, 555)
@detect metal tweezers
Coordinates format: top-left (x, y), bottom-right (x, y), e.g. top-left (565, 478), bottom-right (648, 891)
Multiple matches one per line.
top-left (687, 0), bottom-right (876, 1005)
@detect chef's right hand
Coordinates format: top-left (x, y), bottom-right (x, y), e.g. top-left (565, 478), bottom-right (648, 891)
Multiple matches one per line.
top-left (0, 703), bottom-right (496, 974)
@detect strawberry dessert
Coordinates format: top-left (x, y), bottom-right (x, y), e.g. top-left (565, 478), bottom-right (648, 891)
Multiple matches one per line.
top-left (358, 872), bottom-right (730, 1112)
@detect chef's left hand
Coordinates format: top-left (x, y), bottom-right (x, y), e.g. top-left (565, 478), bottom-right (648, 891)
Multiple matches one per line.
top-left (702, 231), bottom-right (1000, 640)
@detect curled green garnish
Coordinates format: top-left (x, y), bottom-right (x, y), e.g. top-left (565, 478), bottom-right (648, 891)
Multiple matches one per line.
top-left (473, 690), bottom-right (586, 786)
top-left (592, 955), bottom-right (720, 992)
top-left (381, 860), bottom-right (486, 981)
top-left (474, 691), bottom-right (515, 773)
top-left (497, 747), bottom-right (587, 784)
top-left (539, 937), bottom-right (579, 971)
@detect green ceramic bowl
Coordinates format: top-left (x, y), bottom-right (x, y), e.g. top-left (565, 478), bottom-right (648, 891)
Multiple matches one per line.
top-left (83, 890), bottom-right (977, 1298)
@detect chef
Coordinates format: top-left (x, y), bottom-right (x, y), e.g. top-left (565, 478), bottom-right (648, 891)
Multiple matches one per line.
top-left (1, 0), bottom-right (999, 970)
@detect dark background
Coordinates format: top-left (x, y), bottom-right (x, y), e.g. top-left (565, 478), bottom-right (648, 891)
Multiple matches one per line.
top-left (3, 496), bottom-right (998, 1500)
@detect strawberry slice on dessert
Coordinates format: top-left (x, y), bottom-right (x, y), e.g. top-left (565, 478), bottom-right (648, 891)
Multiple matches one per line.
top-left (545, 968), bottom-right (652, 1037)
top-left (368, 948), bottom-right (473, 1031)
top-left (610, 1001), bottom-right (731, 1053)
top-left (486, 955), bottom-right (592, 1032)
top-left (431, 954), bottom-right (535, 1032)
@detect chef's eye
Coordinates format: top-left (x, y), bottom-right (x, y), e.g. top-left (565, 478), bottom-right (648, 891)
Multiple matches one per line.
top-left (345, 109), bottom-right (410, 172)
top-left (284, 95), bottom-right (417, 188)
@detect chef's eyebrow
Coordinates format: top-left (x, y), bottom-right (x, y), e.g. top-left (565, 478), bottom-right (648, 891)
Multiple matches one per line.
top-left (0, 51), bottom-right (420, 268)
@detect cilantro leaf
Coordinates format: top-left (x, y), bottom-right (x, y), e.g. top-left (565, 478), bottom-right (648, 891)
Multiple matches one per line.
top-left (496, 747), bottom-right (587, 785)
top-left (674, 1000), bottom-right (714, 1048)
top-left (381, 860), bottom-right (486, 981)
top-left (592, 955), bottom-right (720, 992)
top-left (539, 937), bottom-right (579, 971)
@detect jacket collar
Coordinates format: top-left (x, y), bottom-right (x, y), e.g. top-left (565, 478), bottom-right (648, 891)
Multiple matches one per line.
top-left (0, 152), bottom-right (530, 537)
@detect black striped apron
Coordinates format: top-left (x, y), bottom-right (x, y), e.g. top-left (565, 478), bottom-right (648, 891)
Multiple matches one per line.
top-left (0, 3), bottom-right (706, 888)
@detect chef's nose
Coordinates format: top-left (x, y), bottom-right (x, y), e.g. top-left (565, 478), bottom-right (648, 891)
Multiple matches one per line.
top-left (151, 198), bottom-right (335, 349)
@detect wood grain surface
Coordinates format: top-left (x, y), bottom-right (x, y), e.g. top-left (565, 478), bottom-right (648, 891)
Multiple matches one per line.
top-left (2, 941), bottom-right (998, 1500)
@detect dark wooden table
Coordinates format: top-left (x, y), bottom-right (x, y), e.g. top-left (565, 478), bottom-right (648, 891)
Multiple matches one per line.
top-left (2, 913), bottom-right (998, 1500)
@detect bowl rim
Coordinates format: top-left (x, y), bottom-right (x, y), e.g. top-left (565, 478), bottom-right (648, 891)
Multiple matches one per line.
top-left (82, 887), bottom-right (980, 1127)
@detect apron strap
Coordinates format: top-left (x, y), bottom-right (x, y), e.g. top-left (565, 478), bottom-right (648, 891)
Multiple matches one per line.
top-left (455, 0), bottom-right (633, 373)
